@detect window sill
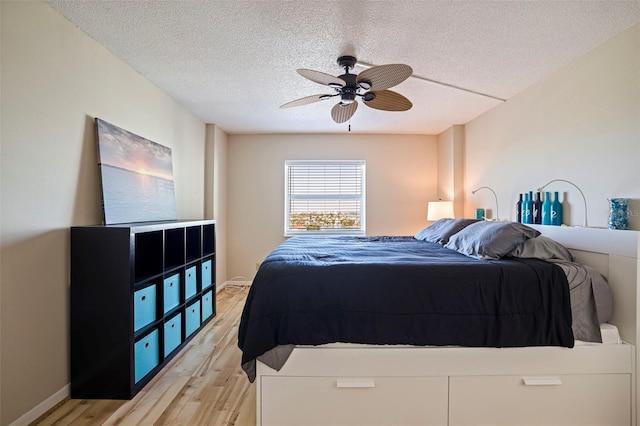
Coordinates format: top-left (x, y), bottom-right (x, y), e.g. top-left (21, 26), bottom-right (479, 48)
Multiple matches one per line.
top-left (285, 230), bottom-right (365, 238)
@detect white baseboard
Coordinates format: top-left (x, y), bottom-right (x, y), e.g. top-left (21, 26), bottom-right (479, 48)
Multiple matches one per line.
top-left (216, 280), bottom-right (252, 292)
top-left (9, 384), bottom-right (69, 426)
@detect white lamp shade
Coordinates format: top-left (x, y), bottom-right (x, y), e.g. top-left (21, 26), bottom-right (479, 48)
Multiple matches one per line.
top-left (427, 201), bottom-right (454, 221)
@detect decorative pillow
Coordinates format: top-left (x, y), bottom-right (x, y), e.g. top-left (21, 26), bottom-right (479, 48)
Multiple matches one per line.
top-left (444, 221), bottom-right (541, 260)
top-left (414, 218), bottom-right (480, 244)
top-left (508, 235), bottom-right (575, 261)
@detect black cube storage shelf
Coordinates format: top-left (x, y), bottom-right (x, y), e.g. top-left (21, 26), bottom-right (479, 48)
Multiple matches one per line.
top-left (70, 220), bottom-right (216, 399)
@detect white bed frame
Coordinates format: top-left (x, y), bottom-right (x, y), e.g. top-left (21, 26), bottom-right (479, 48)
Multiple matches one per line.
top-left (255, 226), bottom-right (640, 426)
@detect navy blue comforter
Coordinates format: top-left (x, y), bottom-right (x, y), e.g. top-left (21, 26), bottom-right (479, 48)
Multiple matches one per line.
top-left (238, 236), bottom-right (574, 373)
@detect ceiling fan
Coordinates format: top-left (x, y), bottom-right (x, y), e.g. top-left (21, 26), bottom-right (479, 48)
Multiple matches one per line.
top-left (280, 55), bottom-right (413, 124)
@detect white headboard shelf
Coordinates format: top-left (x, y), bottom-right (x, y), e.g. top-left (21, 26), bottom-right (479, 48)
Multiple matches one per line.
top-left (530, 224), bottom-right (640, 347)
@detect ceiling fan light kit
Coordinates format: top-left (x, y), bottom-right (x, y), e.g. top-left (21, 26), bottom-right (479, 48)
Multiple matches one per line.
top-left (281, 55), bottom-right (414, 124)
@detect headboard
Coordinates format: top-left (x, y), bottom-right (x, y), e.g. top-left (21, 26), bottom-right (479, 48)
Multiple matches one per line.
top-left (530, 225), bottom-right (640, 345)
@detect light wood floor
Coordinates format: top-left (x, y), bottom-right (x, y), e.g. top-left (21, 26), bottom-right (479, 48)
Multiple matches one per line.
top-left (34, 287), bottom-right (255, 426)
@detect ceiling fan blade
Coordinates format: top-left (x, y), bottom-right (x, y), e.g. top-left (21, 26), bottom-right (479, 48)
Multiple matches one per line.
top-left (298, 69), bottom-right (346, 87)
top-left (363, 90), bottom-right (412, 111)
top-left (280, 94), bottom-right (333, 109)
top-left (331, 101), bottom-right (358, 123)
top-left (357, 64), bottom-right (412, 91)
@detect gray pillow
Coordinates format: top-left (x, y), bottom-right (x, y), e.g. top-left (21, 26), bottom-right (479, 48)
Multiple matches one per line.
top-left (414, 218), bottom-right (480, 244)
top-left (508, 235), bottom-right (575, 261)
top-left (445, 221), bottom-right (541, 259)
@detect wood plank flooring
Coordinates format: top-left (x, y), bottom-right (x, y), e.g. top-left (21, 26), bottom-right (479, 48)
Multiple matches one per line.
top-left (33, 286), bottom-right (255, 426)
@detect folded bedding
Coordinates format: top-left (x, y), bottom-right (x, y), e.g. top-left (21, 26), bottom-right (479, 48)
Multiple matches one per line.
top-left (238, 229), bottom-right (591, 382)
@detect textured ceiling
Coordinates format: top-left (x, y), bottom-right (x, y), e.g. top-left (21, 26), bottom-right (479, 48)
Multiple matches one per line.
top-left (47, 0), bottom-right (640, 135)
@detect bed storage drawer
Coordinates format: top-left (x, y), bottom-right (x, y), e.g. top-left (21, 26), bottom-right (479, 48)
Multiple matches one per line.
top-left (449, 374), bottom-right (631, 426)
top-left (261, 376), bottom-right (448, 426)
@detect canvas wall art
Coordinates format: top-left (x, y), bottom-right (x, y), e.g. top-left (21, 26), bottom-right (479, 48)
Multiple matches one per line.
top-left (96, 118), bottom-right (177, 224)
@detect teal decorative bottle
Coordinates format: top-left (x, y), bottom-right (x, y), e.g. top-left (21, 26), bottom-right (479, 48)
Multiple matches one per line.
top-left (541, 191), bottom-right (552, 225)
top-left (550, 191), bottom-right (563, 226)
top-left (522, 193), bottom-right (533, 224)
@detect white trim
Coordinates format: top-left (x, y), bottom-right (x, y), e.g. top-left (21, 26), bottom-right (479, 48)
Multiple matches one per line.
top-left (9, 384), bottom-right (69, 426)
top-left (216, 280), bottom-right (252, 292)
top-left (284, 160), bottom-right (366, 236)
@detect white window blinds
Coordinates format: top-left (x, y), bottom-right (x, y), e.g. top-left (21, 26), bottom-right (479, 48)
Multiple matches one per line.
top-left (285, 160), bottom-right (366, 236)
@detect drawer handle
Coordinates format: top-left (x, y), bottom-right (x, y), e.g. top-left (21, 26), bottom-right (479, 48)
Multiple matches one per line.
top-left (336, 379), bottom-right (375, 388)
top-left (522, 376), bottom-right (562, 386)
top-left (171, 324), bottom-right (175, 328)
top-left (145, 342), bottom-right (149, 348)
top-left (141, 295), bottom-right (146, 301)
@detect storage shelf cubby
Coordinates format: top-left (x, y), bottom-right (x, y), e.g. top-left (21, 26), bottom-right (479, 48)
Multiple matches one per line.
top-left (164, 228), bottom-right (185, 271)
top-left (70, 220), bottom-right (216, 399)
top-left (185, 226), bottom-right (201, 262)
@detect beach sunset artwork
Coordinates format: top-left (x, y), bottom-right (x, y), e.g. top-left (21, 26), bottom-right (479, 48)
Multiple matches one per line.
top-left (96, 118), bottom-right (177, 224)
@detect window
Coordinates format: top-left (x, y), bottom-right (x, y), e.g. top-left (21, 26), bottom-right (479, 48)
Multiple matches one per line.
top-left (285, 160), bottom-right (366, 236)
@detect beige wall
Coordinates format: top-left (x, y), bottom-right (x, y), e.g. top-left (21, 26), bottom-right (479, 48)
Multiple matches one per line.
top-left (1, 2), bottom-right (206, 424)
top-left (227, 134), bottom-right (437, 279)
top-left (205, 124), bottom-right (229, 285)
top-left (436, 125), bottom-right (465, 219)
top-left (464, 23), bottom-right (640, 228)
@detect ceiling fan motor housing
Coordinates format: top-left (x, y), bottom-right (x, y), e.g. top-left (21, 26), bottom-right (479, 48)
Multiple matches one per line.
top-left (338, 72), bottom-right (358, 104)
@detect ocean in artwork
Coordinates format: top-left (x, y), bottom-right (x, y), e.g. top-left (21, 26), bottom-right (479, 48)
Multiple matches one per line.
top-left (101, 164), bottom-right (177, 224)
top-left (96, 118), bottom-right (177, 224)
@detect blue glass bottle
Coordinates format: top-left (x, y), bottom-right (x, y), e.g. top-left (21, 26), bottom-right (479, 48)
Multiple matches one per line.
top-left (550, 191), bottom-right (563, 226)
top-left (541, 191), bottom-right (552, 225)
top-left (522, 193), bottom-right (533, 224)
top-left (516, 193), bottom-right (523, 223)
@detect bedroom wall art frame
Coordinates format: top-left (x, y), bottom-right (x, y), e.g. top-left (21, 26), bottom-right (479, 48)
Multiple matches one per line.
top-left (95, 118), bottom-right (177, 225)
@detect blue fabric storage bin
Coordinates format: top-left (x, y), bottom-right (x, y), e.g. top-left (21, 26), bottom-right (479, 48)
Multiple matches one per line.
top-left (133, 284), bottom-right (156, 332)
top-left (185, 265), bottom-right (197, 300)
top-left (134, 328), bottom-right (159, 383)
top-left (201, 259), bottom-right (212, 290)
top-left (202, 290), bottom-right (214, 321)
top-left (163, 273), bottom-right (181, 314)
top-left (185, 300), bottom-right (201, 338)
top-left (164, 312), bottom-right (182, 357)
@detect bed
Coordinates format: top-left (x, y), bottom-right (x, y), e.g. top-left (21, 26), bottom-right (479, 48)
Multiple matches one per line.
top-left (238, 220), bottom-right (639, 426)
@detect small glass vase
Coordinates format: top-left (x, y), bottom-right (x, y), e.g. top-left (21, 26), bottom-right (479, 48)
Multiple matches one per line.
top-left (608, 198), bottom-right (629, 230)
